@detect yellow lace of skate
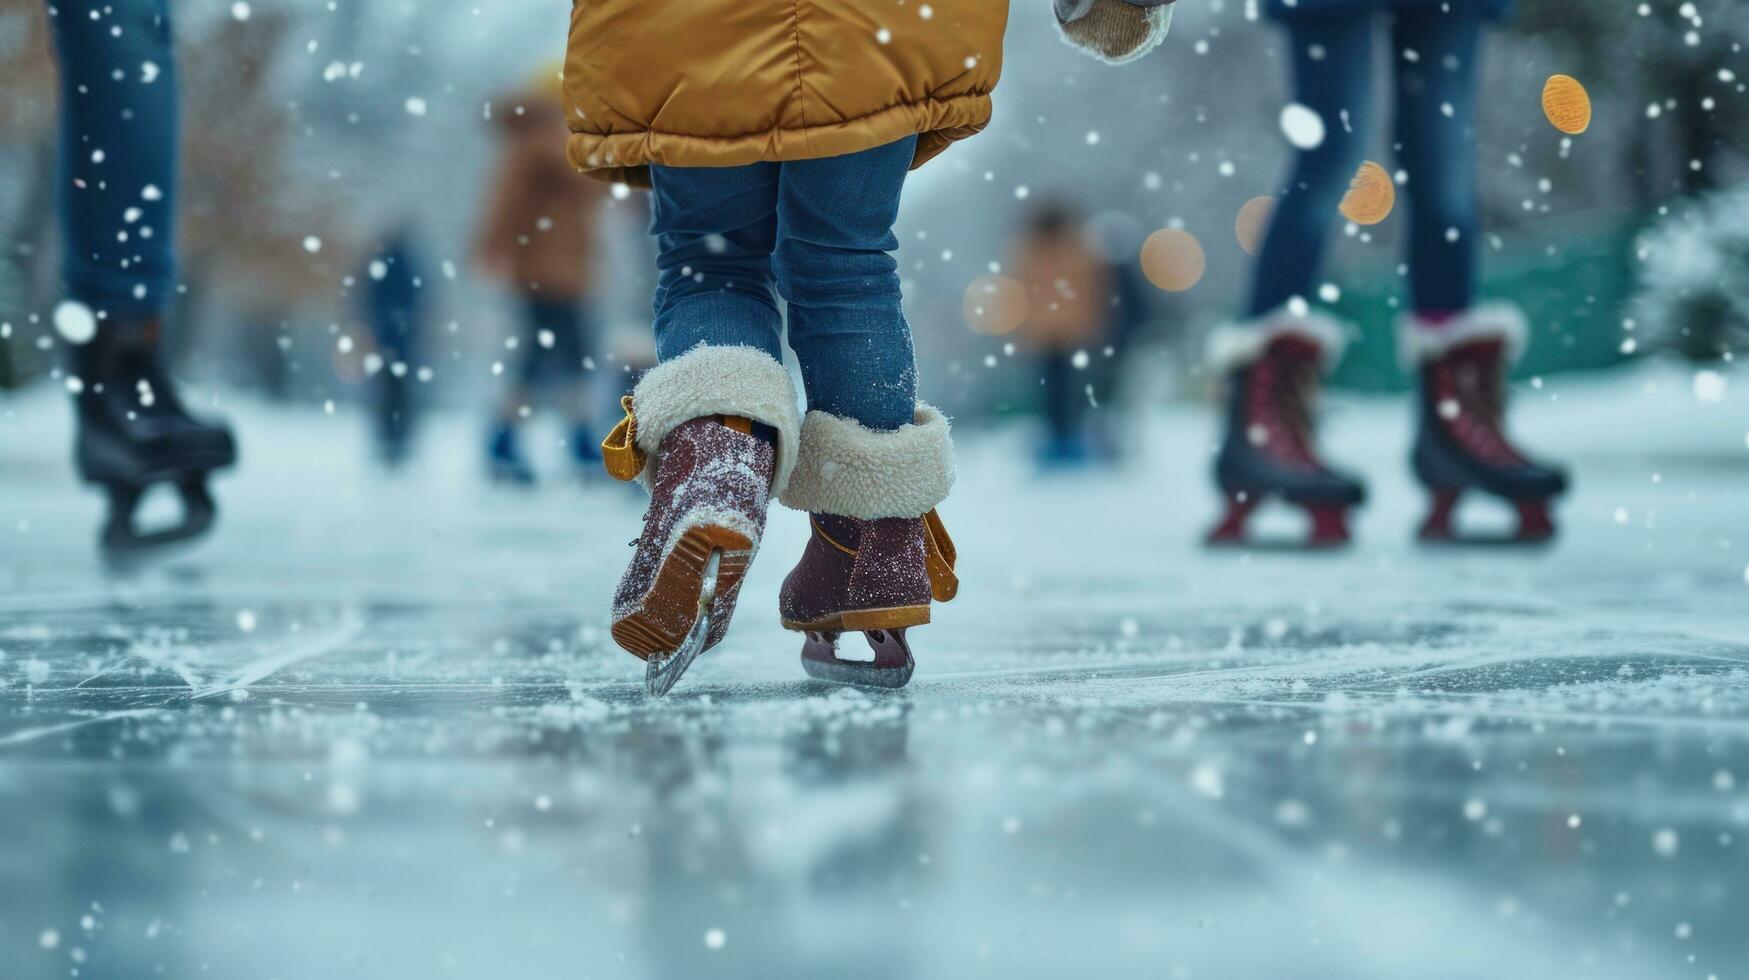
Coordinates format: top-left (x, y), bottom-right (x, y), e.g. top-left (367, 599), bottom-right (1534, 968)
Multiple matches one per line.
top-left (923, 510), bottom-right (958, 603)
top-left (601, 395), bottom-right (646, 482)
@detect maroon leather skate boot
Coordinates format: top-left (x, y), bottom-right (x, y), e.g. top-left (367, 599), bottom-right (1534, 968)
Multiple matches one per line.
top-left (778, 406), bottom-right (959, 689)
top-left (1401, 306), bottom-right (1570, 545)
top-left (1205, 308), bottom-right (1366, 548)
top-left (601, 346), bottom-right (801, 695)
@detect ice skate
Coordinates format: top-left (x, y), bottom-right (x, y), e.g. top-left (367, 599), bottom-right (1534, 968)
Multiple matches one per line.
top-left (602, 347), bottom-right (801, 695)
top-left (779, 407), bottom-right (958, 689)
top-left (1204, 310), bottom-right (1366, 549)
top-left (1402, 306), bottom-right (1569, 546)
top-left (70, 318), bottom-right (237, 562)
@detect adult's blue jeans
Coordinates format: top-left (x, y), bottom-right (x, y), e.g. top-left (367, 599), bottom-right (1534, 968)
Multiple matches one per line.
top-left (1249, 6), bottom-right (1485, 318)
top-left (45, 0), bottom-right (179, 320)
top-left (648, 136), bottom-right (919, 432)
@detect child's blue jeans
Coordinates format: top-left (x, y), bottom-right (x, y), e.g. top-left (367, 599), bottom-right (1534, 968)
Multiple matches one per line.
top-left (649, 136), bottom-right (919, 432)
top-left (46, 0), bottom-right (180, 320)
top-left (1250, 6), bottom-right (1485, 318)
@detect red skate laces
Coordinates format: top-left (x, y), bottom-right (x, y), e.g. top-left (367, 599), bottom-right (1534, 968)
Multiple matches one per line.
top-left (1245, 343), bottom-right (1324, 471)
top-left (1431, 347), bottom-right (1526, 468)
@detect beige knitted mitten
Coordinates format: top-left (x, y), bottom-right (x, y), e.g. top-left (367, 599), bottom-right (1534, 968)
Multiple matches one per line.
top-left (1057, 0), bottom-right (1174, 65)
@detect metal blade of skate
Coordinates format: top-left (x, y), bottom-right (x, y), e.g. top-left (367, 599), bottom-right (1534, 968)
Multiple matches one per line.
top-left (645, 549), bottom-right (721, 697)
top-left (799, 629), bottom-right (916, 689)
top-left (99, 479), bottom-right (220, 571)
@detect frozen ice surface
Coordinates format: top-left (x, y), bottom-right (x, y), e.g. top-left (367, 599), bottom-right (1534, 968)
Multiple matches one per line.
top-left (1, 362), bottom-right (1746, 979)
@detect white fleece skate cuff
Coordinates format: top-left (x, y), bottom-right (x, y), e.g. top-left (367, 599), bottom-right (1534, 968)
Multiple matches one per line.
top-left (1396, 302), bottom-right (1528, 370)
top-left (630, 344), bottom-right (802, 496)
top-left (1205, 307), bottom-right (1349, 375)
top-left (780, 405), bottom-right (956, 520)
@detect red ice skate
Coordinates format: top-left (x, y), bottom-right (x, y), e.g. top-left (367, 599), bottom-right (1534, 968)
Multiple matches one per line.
top-left (1204, 309), bottom-right (1366, 549)
top-left (1403, 306), bottom-right (1569, 545)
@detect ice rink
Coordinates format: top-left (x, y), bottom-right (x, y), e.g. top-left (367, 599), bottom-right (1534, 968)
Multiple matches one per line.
top-left (2, 361), bottom-right (1746, 979)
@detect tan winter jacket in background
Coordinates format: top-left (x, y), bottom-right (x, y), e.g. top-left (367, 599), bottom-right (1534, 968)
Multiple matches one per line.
top-left (563, 1), bottom-right (1010, 185)
top-left (1015, 234), bottom-right (1114, 352)
top-left (475, 98), bottom-right (605, 300)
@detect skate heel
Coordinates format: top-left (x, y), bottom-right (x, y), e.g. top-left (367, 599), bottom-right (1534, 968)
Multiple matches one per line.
top-left (1205, 493), bottom-right (1259, 546)
top-left (1513, 497), bottom-right (1557, 542)
top-left (611, 524), bottom-right (752, 664)
top-left (1416, 488), bottom-right (1559, 546)
top-left (1207, 494), bottom-right (1353, 549)
top-left (1417, 488), bottom-right (1463, 542)
top-left (643, 549), bottom-right (725, 697)
top-left (1304, 503), bottom-right (1353, 548)
top-left (840, 605), bottom-right (931, 632)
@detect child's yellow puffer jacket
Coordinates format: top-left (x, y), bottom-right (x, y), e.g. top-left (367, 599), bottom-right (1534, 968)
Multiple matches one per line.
top-left (563, 1), bottom-right (1010, 186)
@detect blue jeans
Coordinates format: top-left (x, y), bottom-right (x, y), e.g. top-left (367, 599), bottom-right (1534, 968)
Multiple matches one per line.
top-left (1250, 6), bottom-right (1484, 318)
top-left (649, 136), bottom-right (919, 432)
top-left (46, 0), bottom-right (179, 320)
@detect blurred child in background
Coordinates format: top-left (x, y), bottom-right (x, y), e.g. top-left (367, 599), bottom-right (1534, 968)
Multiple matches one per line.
top-left (360, 232), bottom-right (426, 467)
top-left (474, 70), bottom-right (607, 485)
top-left (1013, 199), bottom-right (1118, 469)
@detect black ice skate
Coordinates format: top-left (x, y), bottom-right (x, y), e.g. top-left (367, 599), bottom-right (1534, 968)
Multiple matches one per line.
top-left (1403, 307), bottom-right (1569, 545)
top-left (1205, 310), bottom-right (1366, 549)
top-left (70, 318), bottom-right (237, 560)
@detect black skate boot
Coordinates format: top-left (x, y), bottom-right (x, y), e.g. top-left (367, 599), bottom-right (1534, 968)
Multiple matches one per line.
top-left (779, 406), bottom-right (958, 689)
top-left (70, 318), bottom-right (238, 559)
top-left (1403, 307), bottom-right (1569, 545)
top-left (1205, 312), bottom-right (1366, 548)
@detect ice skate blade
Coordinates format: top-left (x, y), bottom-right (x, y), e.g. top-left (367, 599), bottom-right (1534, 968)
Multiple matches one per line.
top-left (645, 549), bottom-right (721, 697)
top-left (1417, 530), bottom-right (1558, 549)
top-left (780, 605), bottom-right (931, 633)
top-left (1416, 491), bottom-right (1557, 548)
top-left (1205, 496), bottom-right (1352, 551)
top-left (1205, 536), bottom-right (1352, 553)
top-left (799, 630), bottom-right (915, 690)
top-left (99, 477), bottom-right (220, 568)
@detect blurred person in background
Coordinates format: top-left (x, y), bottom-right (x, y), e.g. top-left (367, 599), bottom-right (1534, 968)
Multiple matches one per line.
top-left (1013, 198), bottom-right (1117, 469)
top-left (1204, 0), bottom-right (1569, 549)
top-left (473, 69), bottom-right (607, 486)
top-left (43, 0), bottom-right (238, 558)
top-left (359, 233), bottom-right (427, 468)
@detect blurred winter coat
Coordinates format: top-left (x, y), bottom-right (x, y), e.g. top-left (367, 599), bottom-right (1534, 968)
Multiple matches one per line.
top-left (1265, 0), bottom-right (1513, 20)
top-left (475, 94), bottom-right (604, 300)
top-left (562, 1), bottom-right (1010, 186)
top-left (1014, 232), bottom-right (1114, 352)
